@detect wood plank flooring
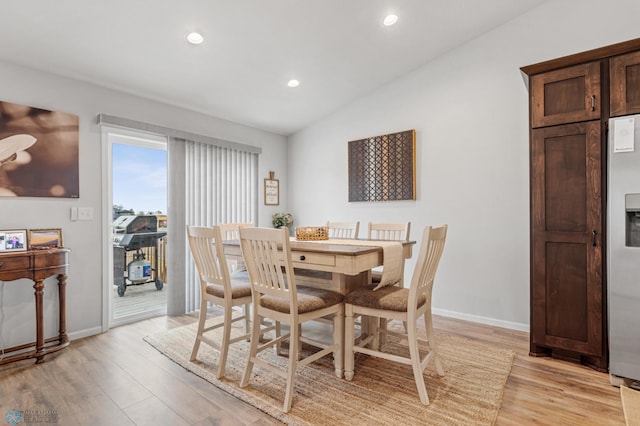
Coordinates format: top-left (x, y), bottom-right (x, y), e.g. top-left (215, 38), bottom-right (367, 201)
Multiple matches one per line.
top-left (0, 312), bottom-right (626, 425)
top-left (113, 281), bottom-right (167, 319)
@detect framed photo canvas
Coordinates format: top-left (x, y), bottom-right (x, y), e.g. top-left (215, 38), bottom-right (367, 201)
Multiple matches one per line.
top-left (0, 100), bottom-right (79, 198)
top-left (0, 229), bottom-right (27, 252)
top-left (28, 228), bottom-right (63, 249)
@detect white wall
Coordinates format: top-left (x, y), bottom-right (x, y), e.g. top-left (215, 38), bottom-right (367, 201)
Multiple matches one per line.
top-left (0, 60), bottom-right (287, 347)
top-left (288, 0), bottom-right (640, 330)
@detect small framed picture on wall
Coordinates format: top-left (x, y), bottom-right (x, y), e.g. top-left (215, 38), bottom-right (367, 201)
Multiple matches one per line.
top-left (264, 171), bottom-right (279, 205)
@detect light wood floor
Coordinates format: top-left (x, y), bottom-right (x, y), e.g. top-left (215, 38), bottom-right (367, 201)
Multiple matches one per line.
top-left (113, 280), bottom-right (167, 319)
top-left (0, 312), bottom-right (626, 425)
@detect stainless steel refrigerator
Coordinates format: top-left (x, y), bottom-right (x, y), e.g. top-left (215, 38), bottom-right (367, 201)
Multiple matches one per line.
top-left (608, 114), bottom-right (640, 383)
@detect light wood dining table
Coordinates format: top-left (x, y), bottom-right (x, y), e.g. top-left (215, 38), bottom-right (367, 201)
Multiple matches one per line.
top-left (223, 237), bottom-right (414, 294)
top-left (224, 237), bottom-right (415, 373)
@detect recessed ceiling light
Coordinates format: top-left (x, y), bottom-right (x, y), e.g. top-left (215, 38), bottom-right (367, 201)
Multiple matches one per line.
top-left (287, 79), bottom-right (300, 88)
top-left (186, 32), bottom-right (204, 45)
top-left (383, 14), bottom-right (398, 26)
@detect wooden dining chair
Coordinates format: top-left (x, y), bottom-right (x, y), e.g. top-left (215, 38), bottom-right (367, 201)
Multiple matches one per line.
top-left (218, 222), bottom-right (253, 241)
top-left (239, 227), bottom-right (344, 413)
top-left (368, 222), bottom-right (411, 286)
top-left (344, 224), bottom-right (448, 405)
top-left (326, 221), bottom-right (360, 239)
top-left (218, 222), bottom-right (253, 273)
top-left (368, 221), bottom-right (411, 241)
top-left (186, 225), bottom-right (254, 379)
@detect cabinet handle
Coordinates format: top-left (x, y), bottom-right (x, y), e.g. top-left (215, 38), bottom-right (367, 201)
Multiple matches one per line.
top-left (592, 230), bottom-right (597, 247)
top-left (299, 255), bottom-right (306, 261)
top-left (0, 262), bottom-right (3, 268)
top-left (591, 95), bottom-right (596, 111)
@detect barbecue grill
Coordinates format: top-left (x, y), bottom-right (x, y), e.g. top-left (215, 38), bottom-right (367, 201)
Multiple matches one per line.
top-left (113, 215), bottom-right (166, 297)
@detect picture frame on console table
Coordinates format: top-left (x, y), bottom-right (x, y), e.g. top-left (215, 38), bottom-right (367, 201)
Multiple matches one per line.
top-left (0, 229), bottom-right (28, 252)
top-left (28, 228), bottom-right (63, 249)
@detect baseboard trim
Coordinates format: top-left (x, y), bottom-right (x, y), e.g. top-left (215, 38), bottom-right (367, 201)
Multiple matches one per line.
top-left (432, 307), bottom-right (529, 332)
top-left (68, 326), bottom-right (103, 341)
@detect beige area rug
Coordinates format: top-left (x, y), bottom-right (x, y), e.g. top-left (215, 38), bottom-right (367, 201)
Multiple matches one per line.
top-left (144, 319), bottom-right (515, 426)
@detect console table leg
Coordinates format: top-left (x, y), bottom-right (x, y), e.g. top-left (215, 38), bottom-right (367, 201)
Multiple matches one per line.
top-left (58, 274), bottom-right (69, 344)
top-left (33, 279), bottom-right (45, 364)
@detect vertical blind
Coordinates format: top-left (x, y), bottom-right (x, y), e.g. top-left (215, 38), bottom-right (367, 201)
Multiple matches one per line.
top-left (183, 139), bottom-right (259, 313)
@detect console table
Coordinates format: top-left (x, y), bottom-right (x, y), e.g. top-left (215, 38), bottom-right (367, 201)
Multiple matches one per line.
top-left (0, 248), bottom-right (69, 365)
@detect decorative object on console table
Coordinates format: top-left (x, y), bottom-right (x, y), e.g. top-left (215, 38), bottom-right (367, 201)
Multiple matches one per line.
top-left (264, 171), bottom-right (279, 205)
top-left (0, 229), bottom-right (27, 252)
top-left (348, 129), bottom-right (416, 202)
top-left (28, 228), bottom-right (63, 249)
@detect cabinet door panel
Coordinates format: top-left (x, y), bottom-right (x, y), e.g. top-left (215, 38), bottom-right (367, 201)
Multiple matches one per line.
top-left (611, 50), bottom-right (640, 116)
top-left (531, 62), bottom-right (600, 128)
top-left (531, 121), bottom-right (603, 356)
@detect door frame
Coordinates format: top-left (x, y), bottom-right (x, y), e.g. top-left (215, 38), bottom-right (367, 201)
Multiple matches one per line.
top-left (100, 125), bottom-right (168, 330)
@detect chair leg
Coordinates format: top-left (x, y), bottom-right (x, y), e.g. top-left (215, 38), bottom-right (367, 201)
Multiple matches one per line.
top-left (276, 321), bottom-right (283, 356)
top-left (190, 298), bottom-right (208, 361)
top-left (297, 324), bottom-right (303, 360)
top-left (344, 304), bottom-right (355, 381)
top-left (216, 305), bottom-right (233, 379)
top-left (371, 316), bottom-right (381, 350)
top-left (424, 311), bottom-right (444, 376)
top-left (244, 302), bottom-right (251, 338)
top-left (333, 304), bottom-right (344, 378)
top-left (240, 311), bottom-right (263, 388)
top-left (378, 318), bottom-right (387, 351)
top-left (283, 319), bottom-right (299, 413)
top-left (407, 319), bottom-right (430, 405)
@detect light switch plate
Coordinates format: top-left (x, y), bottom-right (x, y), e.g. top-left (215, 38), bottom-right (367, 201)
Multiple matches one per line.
top-left (77, 207), bottom-right (94, 221)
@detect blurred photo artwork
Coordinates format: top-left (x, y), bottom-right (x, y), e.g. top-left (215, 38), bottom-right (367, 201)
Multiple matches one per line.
top-left (0, 100), bottom-right (79, 198)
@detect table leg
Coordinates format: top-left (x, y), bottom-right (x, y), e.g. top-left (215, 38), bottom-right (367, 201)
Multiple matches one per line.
top-left (33, 279), bottom-right (45, 363)
top-left (57, 274), bottom-right (68, 344)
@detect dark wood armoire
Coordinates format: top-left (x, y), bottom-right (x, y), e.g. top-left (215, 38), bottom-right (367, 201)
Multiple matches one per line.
top-left (522, 38), bottom-right (640, 371)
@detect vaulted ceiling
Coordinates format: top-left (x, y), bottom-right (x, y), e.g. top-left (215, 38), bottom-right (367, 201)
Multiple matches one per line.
top-left (0, 1), bottom-right (546, 135)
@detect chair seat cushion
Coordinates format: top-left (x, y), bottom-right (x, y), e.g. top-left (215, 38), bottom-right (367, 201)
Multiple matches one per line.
top-left (344, 285), bottom-right (425, 312)
top-left (260, 287), bottom-right (343, 314)
top-left (206, 270), bottom-right (252, 299)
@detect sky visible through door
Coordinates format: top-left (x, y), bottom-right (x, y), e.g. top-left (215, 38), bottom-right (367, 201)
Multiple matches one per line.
top-left (112, 143), bottom-right (167, 215)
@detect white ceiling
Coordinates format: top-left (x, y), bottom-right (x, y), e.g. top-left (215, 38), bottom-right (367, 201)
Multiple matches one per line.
top-left (0, 1), bottom-right (546, 135)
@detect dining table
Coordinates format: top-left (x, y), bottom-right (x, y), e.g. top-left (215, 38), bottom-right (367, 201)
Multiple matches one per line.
top-left (223, 237), bottom-right (415, 295)
top-left (223, 236), bottom-right (415, 374)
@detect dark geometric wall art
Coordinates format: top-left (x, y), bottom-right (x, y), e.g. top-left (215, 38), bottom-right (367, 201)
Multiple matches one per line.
top-left (348, 129), bottom-right (416, 202)
top-left (0, 100), bottom-right (79, 198)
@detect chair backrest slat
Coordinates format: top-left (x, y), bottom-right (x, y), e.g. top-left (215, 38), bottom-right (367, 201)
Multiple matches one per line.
top-left (368, 222), bottom-right (411, 241)
top-left (326, 221), bottom-right (360, 239)
top-left (240, 227), bottom-right (297, 302)
top-left (219, 222), bottom-right (254, 241)
top-left (408, 225), bottom-right (447, 313)
top-left (187, 225), bottom-right (229, 289)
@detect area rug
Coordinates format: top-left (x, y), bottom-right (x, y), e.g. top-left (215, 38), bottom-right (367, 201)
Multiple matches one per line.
top-left (144, 319), bottom-right (515, 426)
